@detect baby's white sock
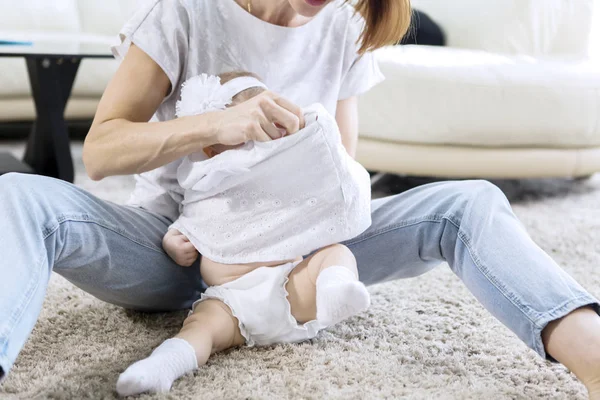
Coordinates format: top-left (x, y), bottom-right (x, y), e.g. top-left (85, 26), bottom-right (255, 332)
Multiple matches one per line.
top-left (116, 338), bottom-right (198, 397)
top-left (316, 266), bottom-right (371, 327)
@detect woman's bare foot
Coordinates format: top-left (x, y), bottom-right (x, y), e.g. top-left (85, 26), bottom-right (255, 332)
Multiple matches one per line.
top-left (585, 376), bottom-right (600, 400)
top-left (542, 307), bottom-right (600, 399)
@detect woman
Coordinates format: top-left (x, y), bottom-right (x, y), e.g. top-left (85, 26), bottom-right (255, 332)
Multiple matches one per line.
top-left (1, 0), bottom-right (600, 397)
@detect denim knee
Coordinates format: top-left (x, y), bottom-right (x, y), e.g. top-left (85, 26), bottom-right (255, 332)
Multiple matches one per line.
top-left (0, 173), bottom-right (72, 229)
top-left (0, 172), bottom-right (27, 186)
top-left (0, 173), bottom-right (31, 201)
top-left (457, 180), bottom-right (507, 204)
top-left (440, 180), bottom-right (510, 223)
top-left (0, 173), bottom-right (52, 205)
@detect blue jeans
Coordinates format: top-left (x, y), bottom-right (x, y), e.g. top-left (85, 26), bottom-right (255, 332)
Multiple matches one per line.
top-left (0, 173), bottom-right (598, 381)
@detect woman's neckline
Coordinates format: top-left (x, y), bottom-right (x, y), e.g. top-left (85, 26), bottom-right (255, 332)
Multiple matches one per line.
top-left (224, 0), bottom-right (334, 32)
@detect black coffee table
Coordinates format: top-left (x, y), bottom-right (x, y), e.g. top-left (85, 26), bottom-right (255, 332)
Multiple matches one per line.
top-left (0, 39), bottom-right (113, 182)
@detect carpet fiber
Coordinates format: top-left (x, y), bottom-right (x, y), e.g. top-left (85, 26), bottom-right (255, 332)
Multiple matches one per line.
top-left (1, 143), bottom-right (599, 399)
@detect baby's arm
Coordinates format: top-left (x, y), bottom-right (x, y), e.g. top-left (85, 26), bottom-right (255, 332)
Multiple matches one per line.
top-left (162, 228), bottom-right (199, 267)
top-left (203, 143), bottom-right (242, 158)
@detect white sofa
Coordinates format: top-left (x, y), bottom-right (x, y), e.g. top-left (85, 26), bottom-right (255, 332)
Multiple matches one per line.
top-left (358, 0), bottom-right (600, 178)
top-left (1, 0), bottom-right (599, 179)
top-left (0, 0), bottom-right (138, 121)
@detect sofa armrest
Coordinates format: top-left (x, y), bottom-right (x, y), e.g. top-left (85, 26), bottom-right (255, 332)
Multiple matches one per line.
top-left (411, 0), bottom-right (598, 58)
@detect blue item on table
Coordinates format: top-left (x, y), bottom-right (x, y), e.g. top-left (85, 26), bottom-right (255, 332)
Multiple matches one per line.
top-left (0, 40), bottom-right (33, 46)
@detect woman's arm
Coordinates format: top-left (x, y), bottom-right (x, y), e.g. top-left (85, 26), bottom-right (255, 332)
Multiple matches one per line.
top-left (84, 45), bottom-right (304, 181)
top-left (336, 97), bottom-right (359, 158)
top-left (84, 45), bottom-right (212, 180)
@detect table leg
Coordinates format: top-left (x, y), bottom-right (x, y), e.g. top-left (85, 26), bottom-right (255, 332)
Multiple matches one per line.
top-left (23, 57), bottom-right (81, 183)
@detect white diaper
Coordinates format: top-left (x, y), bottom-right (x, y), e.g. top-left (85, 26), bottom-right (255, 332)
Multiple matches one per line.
top-left (190, 261), bottom-right (323, 347)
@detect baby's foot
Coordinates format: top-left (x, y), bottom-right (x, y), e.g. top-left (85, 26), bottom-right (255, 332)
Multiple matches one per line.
top-left (316, 266), bottom-right (371, 327)
top-left (116, 338), bottom-right (197, 397)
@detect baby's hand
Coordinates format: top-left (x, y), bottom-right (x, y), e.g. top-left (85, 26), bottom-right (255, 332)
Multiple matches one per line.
top-left (162, 229), bottom-right (199, 267)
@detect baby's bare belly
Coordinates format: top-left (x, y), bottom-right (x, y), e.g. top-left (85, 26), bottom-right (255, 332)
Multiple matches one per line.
top-left (201, 257), bottom-right (302, 286)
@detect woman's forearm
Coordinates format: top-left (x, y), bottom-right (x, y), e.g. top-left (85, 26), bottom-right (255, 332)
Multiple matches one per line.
top-left (83, 43), bottom-right (305, 181)
top-left (336, 97), bottom-right (359, 158)
top-left (83, 113), bottom-right (218, 181)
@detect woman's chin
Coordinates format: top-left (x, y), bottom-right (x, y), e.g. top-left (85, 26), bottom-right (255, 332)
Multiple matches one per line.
top-left (289, 0), bottom-right (330, 17)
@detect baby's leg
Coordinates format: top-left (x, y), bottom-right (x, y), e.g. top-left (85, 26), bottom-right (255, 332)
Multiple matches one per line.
top-left (116, 300), bottom-right (244, 396)
top-left (286, 244), bottom-right (370, 326)
top-left (177, 299), bottom-right (245, 361)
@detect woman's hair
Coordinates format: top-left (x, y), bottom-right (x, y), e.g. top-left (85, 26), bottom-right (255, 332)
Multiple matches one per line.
top-left (351, 0), bottom-right (412, 54)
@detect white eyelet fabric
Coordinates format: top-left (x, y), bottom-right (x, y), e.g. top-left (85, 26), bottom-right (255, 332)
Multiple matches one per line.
top-left (170, 104), bottom-right (372, 264)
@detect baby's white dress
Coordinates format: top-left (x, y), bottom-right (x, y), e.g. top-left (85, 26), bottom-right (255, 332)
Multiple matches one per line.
top-left (171, 104), bottom-right (372, 346)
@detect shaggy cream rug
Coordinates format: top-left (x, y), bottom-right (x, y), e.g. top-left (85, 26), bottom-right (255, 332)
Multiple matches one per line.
top-left (1, 143), bottom-right (599, 399)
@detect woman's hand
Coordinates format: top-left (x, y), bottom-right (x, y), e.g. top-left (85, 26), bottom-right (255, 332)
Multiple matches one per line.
top-left (209, 91), bottom-right (306, 146)
top-left (85, 44), bottom-right (305, 179)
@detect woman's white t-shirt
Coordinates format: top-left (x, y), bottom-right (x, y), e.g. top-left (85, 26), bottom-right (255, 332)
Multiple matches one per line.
top-left (113, 0), bottom-right (384, 222)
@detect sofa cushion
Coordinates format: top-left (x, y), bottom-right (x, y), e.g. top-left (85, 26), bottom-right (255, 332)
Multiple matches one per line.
top-left (77, 0), bottom-right (139, 36)
top-left (0, 32), bottom-right (119, 100)
top-left (592, 6), bottom-right (600, 59)
top-left (359, 45), bottom-right (600, 148)
top-left (0, 0), bottom-right (136, 102)
top-left (0, 56), bottom-right (118, 100)
top-left (0, 0), bottom-right (80, 33)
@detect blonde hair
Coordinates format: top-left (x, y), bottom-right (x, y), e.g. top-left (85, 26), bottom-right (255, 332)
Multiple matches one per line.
top-left (351, 0), bottom-right (412, 54)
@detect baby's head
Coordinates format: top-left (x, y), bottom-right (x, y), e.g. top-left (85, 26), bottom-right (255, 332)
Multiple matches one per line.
top-left (218, 71), bottom-right (266, 107)
top-left (202, 71), bottom-right (267, 158)
top-left (176, 71), bottom-right (267, 119)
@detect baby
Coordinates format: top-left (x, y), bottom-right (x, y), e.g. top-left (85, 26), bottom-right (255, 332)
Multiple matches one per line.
top-left (116, 72), bottom-right (373, 396)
